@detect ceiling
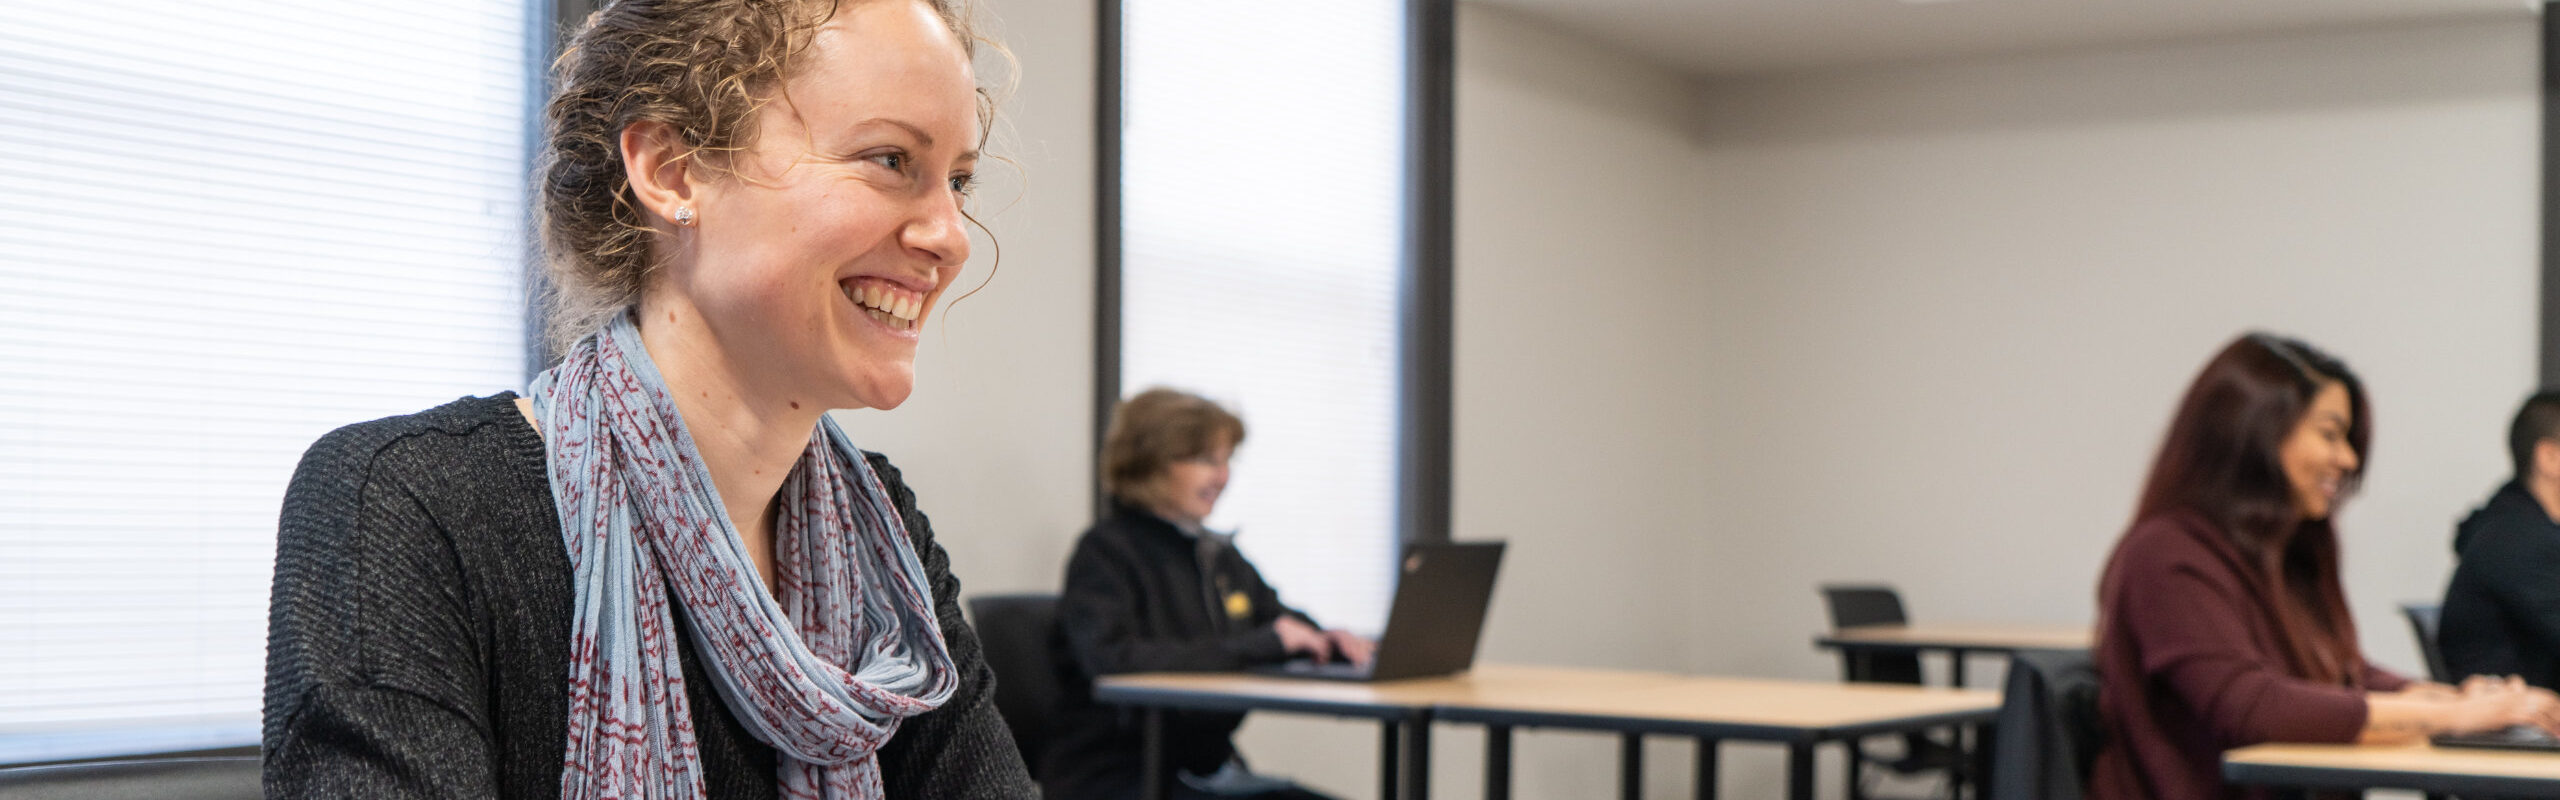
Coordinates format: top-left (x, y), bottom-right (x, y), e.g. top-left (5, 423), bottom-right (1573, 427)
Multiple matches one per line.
top-left (1469, 0), bottom-right (2536, 78)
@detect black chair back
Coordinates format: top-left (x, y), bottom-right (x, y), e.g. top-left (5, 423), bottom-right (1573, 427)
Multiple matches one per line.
top-left (2401, 602), bottom-right (2452, 684)
top-left (0, 756), bottom-right (260, 800)
top-left (1989, 648), bottom-right (2100, 800)
top-left (1822, 584), bottom-right (1923, 685)
top-left (967, 593), bottom-right (1067, 769)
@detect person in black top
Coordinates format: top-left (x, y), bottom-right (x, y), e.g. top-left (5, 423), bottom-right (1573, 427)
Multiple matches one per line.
top-left (2443, 389), bottom-right (2560, 689)
top-left (262, 0), bottom-right (1038, 796)
top-left (1040, 389), bottom-right (1372, 800)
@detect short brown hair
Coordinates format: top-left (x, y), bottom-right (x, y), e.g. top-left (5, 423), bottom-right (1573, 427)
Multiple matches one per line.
top-left (1100, 388), bottom-right (1246, 507)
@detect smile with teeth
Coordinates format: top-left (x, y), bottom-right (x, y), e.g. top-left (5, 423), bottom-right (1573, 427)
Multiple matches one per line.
top-left (845, 279), bottom-right (926, 331)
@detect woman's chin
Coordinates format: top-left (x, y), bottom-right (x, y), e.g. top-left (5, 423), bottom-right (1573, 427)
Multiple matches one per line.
top-left (840, 370), bottom-right (917, 411)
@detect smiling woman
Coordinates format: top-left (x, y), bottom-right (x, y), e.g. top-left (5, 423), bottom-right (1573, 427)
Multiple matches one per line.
top-left (260, 1), bottom-right (1036, 798)
top-left (2090, 333), bottom-right (2560, 800)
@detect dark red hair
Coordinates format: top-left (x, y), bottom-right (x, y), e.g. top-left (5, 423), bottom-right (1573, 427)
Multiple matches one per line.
top-left (2135, 332), bottom-right (2371, 684)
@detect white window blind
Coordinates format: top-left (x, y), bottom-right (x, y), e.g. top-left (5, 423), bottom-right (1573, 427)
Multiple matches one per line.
top-left (1119, 1), bottom-right (1405, 634)
top-left (0, 1), bottom-right (531, 762)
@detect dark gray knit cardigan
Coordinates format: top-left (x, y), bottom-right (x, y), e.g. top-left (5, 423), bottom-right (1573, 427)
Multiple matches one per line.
top-left (262, 394), bottom-right (1036, 799)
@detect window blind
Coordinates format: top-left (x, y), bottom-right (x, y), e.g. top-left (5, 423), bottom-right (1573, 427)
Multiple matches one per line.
top-left (0, 1), bottom-right (531, 762)
top-left (1118, 0), bottom-right (1406, 634)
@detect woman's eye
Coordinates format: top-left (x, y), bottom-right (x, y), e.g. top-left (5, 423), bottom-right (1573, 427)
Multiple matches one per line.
top-left (868, 152), bottom-right (908, 171)
top-left (949, 174), bottom-right (975, 195)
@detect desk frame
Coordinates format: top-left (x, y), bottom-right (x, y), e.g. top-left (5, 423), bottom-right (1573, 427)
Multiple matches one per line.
top-left (1097, 682), bottom-right (1437, 800)
top-left (1436, 703), bottom-right (1998, 800)
top-left (2223, 744), bottom-right (2560, 797)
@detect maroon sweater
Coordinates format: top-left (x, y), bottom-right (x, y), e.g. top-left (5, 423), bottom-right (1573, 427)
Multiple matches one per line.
top-left (2090, 511), bottom-right (2408, 800)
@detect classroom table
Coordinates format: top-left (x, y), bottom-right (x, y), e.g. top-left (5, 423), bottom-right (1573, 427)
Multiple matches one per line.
top-left (1093, 668), bottom-right (1475, 800)
top-left (1812, 623), bottom-right (2089, 798)
top-left (1812, 622), bottom-right (2092, 687)
top-left (1095, 664), bottom-right (2001, 800)
top-left (1431, 669), bottom-right (1999, 800)
top-left (2223, 741), bottom-right (2560, 797)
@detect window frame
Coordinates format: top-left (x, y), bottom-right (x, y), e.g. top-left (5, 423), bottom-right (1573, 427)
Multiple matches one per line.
top-left (1091, 0), bottom-right (1455, 546)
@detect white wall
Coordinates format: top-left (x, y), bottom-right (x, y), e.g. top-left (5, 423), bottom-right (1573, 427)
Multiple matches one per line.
top-left (829, 0), bottom-right (1095, 596)
top-left (1263, 8), bottom-right (2540, 800)
top-left (827, 4), bottom-right (2541, 799)
top-left (1693, 16), bottom-right (2539, 683)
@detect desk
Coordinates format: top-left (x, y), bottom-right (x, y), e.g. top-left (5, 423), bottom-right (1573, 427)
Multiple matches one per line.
top-left (1432, 669), bottom-right (2000, 800)
top-left (1813, 623), bottom-right (2091, 687)
top-left (1101, 665), bottom-right (2000, 800)
top-left (1094, 669), bottom-right (1479, 800)
top-left (2223, 742), bottom-right (2560, 797)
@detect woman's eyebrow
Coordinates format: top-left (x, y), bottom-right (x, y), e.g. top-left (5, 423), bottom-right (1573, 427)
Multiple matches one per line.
top-left (849, 117), bottom-right (979, 160)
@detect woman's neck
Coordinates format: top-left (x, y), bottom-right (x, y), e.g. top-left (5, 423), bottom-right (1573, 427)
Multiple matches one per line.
top-left (635, 302), bottom-right (824, 591)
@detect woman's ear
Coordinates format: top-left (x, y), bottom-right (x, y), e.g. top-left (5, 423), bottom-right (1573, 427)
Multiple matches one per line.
top-left (620, 120), bottom-right (698, 227)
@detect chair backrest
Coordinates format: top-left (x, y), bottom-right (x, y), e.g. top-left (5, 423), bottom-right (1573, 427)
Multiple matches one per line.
top-left (967, 593), bottom-right (1066, 770)
top-left (1990, 648), bottom-right (2101, 800)
top-left (2400, 601), bottom-right (2452, 684)
top-left (0, 756), bottom-right (261, 800)
top-left (1821, 584), bottom-right (1923, 685)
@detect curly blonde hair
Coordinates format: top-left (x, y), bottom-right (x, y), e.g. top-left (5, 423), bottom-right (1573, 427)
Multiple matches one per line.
top-left (536, 0), bottom-right (989, 351)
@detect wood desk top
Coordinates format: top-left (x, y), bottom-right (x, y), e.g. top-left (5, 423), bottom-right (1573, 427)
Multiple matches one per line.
top-left (2224, 742), bottom-right (2560, 796)
top-left (1098, 664), bottom-right (2001, 741)
top-left (1093, 664), bottom-right (1666, 719)
top-left (1428, 669), bottom-right (2000, 741)
top-left (1816, 622), bottom-right (2092, 652)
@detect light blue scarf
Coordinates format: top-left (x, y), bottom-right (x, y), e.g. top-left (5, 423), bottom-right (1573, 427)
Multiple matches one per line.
top-left (528, 314), bottom-right (956, 799)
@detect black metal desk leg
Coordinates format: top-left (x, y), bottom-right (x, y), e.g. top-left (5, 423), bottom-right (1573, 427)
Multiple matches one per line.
top-left (1693, 736), bottom-right (1719, 800)
top-left (1485, 725), bottom-right (1512, 800)
top-left (1786, 742), bottom-right (1815, 800)
top-left (1844, 738), bottom-right (1866, 800)
top-left (1969, 720), bottom-right (1995, 800)
top-left (1141, 708), bottom-right (1167, 800)
top-left (1948, 648), bottom-right (1972, 800)
top-left (1380, 720), bottom-right (1402, 800)
top-left (1620, 732), bottom-right (1644, 800)
top-left (1403, 713), bottom-right (1432, 800)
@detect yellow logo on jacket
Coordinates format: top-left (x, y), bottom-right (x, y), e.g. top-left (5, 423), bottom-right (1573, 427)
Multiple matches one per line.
top-left (1224, 590), bottom-right (1251, 620)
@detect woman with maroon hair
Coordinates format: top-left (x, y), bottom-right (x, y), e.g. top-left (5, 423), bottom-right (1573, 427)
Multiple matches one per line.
top-left (2090, 332), bottom-right (2560, 800)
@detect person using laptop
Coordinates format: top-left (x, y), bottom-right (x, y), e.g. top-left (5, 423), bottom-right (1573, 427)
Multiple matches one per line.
top-left (1043, 388), bottom-right (1369, 800)
top-left (2441, 390), bottom-right (2560, 690)
top-left (2090, 334), bottom-right (2560, 800)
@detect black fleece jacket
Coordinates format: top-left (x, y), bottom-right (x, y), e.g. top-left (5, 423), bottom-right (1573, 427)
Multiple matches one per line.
top-left (1036, 502), bottom-right (1316, 800)
top-left (262, 393), bottom-right (1036, 799)
top-left (2441, 480), bottom-right (2560, 689)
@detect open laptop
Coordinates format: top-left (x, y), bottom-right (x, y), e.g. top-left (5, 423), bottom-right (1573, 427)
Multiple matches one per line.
top-left (1249, 541), bottom-right (1506, 682)
top-left (2432, 725), bottom-right (2560, 753)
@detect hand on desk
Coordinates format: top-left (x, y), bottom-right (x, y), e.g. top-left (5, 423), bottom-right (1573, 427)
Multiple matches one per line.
top-left (1274, 616), bottom-right (1333, 662)
top-left (1271, 617), bottom-right (1376, 667)
top-left (2446, 675), bottom-right (2560, 736)
top-left (1325, 629), bottom-right (1376, 668)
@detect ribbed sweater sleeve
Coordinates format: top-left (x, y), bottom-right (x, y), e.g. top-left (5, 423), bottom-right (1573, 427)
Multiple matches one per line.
top-left (264, 417), bottom-right (503, 798)
top-left (2111, 524), bottom-right (2368, 746)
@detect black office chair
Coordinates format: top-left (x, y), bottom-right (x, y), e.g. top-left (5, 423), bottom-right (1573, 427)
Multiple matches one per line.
top-left (2400, 602), bottom-right (2452, 684)
top-left (1822, 584), bottom-right (1966, 800)
top-left (1988, 648), bottom-right (2100, 800)
top-left (967, 593), bottom-right (1068, 773)
top-left (0, 755), bottom-right (260, 800)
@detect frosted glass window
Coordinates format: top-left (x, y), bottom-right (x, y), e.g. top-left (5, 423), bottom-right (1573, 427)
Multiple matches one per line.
top-left (0, 0), bottom-right (532, 762)
top-left (1118, 1), bottom-right (1405, 633)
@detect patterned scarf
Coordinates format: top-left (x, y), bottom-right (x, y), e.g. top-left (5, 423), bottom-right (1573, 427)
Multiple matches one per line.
top-left (527, 314), bottom-right (956, 800)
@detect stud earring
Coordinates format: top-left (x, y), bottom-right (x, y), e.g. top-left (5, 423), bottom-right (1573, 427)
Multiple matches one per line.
top-left (672, 207), bottom-right (696, 226)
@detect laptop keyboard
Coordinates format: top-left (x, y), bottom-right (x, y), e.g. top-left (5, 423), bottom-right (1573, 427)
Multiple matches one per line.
top-left (2432, 725), bottom-right (2560, 753)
